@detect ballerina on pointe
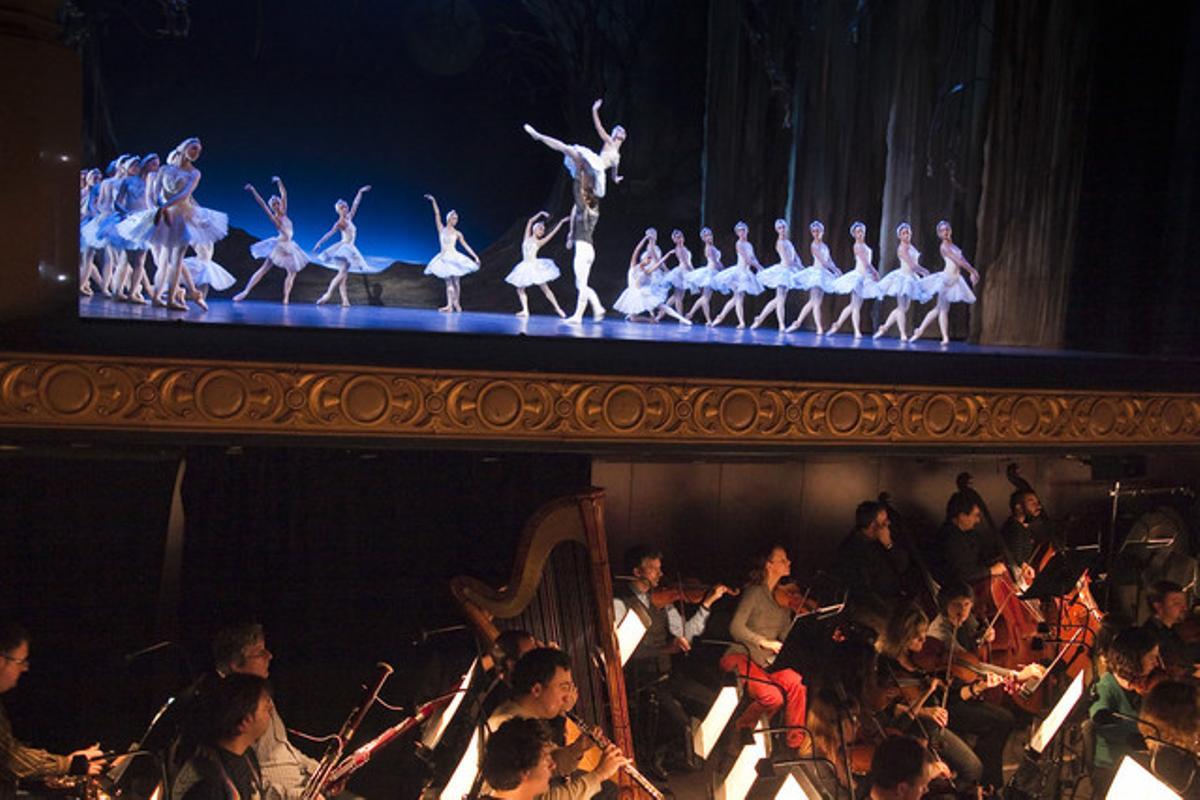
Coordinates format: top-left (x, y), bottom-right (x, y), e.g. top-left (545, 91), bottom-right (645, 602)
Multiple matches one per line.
top-left (311, 185), bottom-right (390, 307)
top-left (910, 220), bottom-right (980, 344)
top-left (751, 218), bottom-right (803, 331)
top-left (786, 220), bottom-right (843, 334)
top-left (827, 221), bottom-right (882, 337)
top-left (505, 211), bottom-right (569, 318)
top-left (873, 222), bottom-right (931, 341)
top-left (422, 194), bottom-right (481, 313)
top-left (709, 221), bottom-right (765, 329)
top-left (684, 227), bottom-right (721, 324)
top-left (236, 176), bottom-right (310, 304)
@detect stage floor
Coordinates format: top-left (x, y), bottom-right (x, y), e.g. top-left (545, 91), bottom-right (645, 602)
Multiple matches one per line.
top-left (78, 295), bottom-right (1097, 360)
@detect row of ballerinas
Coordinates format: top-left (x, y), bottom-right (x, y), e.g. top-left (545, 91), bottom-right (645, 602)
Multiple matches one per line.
top-left (597, 217), bottom-right (980, 343)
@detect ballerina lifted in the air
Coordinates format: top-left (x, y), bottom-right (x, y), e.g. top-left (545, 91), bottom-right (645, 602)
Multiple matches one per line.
top-left (524, 99), bottom-right (626, 198)
top-left (235, 176), bottom-right (310, 304)
top-left (505, 211), bottom-right (569, 318)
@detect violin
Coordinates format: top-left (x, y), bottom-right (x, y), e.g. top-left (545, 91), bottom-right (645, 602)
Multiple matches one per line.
top-left (773, 580), bottom-right (819, 613)
top-left (1131, 665), bottom-right (1171, 696)
top-left (649, 577), bottom-right (739, 608)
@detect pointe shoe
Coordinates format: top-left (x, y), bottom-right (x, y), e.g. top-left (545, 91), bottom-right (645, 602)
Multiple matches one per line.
top-left (593, 309), bottom-right (606, 322)
top-left (680, 317), bottom-right (693, 326)
top-left (872, 330), bottom-right (885, 339)
top-left (565, 315), bottom-right (583, 325)
top-left (750, 318), bottom-right (763, 330)
top-left (316, 293), bottom-right (332, 305)
top-left (816, 327), bottom-right (825, 335)
top-left (853, 331), bottom-right (862, 339)
top-left (167, 299), bottom-right (188, 311)
top-left (129, 293), bottom-right (149, 306)
top-left (522, 123), bottom-right (540, 139)
top-left (341, 299), bottom-right (351, 307)
top-left (940, 337), bottom-right (950, 345)
top-left (233, 292), bottom-right (247, 302)
top-left (437, 304), bottom-right (452, 312)
top-left (516, 310), bottom-right (530, 318)
top-left (192, 292), bottom-right (208, 311)
top-left (555, 309), bottom-right (566, 318)
top-left (736, 322), bottom-right (745, 329)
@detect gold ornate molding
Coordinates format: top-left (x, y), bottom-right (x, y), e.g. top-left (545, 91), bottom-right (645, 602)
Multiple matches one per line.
top-left (0, 352), bottom-right (1197, 447)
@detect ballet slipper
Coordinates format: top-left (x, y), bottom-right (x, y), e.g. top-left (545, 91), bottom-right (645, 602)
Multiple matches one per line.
top-left (736, 322), bottom-right (745, 329)
top-left (167, 299), bottom-right (188, 311)
top-left (565, 314), bottom-right (583, 325)
top-left (680, 317), bottom-right (693, 326)
top-left (554, 308), bottom-right (566, 318)
top-left (233, 291), bottom-right (247, 302)
top-left (79, 285), bottom-right (93, 297)
top-left (316, 292), bottom-right (332, 305)
top-left (129, 293), bottom-right (149, 306)
top-left (516, 310), bottom-right (530, 318)
top-left (593, 309), bottom-right (605, 322)
top-left (853, 331), bottom-right (862, 339)
top-left (191, 291), bottom-right (208, 311)
top-left (341, 299), bottom-right (350, 308)
top-left (437, 304), bottom-right (453, 313)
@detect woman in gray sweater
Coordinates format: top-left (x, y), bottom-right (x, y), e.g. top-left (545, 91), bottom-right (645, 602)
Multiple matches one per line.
top-left (719, 545), bottom-right (809, 753)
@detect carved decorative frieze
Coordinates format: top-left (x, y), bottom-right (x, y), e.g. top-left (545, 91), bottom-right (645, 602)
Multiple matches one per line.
top-left (1, 353), bottom-right (1196, 447)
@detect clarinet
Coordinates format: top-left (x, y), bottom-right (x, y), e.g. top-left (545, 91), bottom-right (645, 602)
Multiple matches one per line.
top-left (301, 662), bottom-right (394, 800)
top-left (562, 711), bottom-right (664, 800)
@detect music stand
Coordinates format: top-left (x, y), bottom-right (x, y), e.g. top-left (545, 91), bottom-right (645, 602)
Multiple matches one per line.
top-left (1019, 550), bottom-right (1094, 602)
top-left (1029, 671), bottom-right (1084, 753)
top-left (1107, 756), bottom-right (1183, 799)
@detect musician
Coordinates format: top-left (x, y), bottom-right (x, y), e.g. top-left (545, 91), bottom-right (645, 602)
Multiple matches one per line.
top-left (177, 674), bottom-right (272, 800)
top-left (484, 630), bottom-right (539, 718)
top-left (1143, 580), bottom-right (1200, 680)
top-left (485, 648), bottom-right (623, 800)
top-left (922, 581), bottom-right (1036, 792)
top-left (0, 621), bottom-right (104, 800)
top-left (212, 624), bottom-right (321, 800)
top-left (720, 545), bottom-right (810, 755)
top-left (831, 501), bottom-right (920, 630)
top-left (866, 736), bottom-right (935, 800)
top-left (930, 493), bottom-right (1006, 589)
top-left (999, 489), bottom-right (1052, 576)
top-left (478, 718), bottom-right (557, 800)
top-left (612, 546), bottom-right (731, 776)
top-left (1139, 680), bottom-right (1200, 797)
top-left (804, 687), bottom-right (862, 798)
top-left (876, 606), bottom-right (983, 794)
top-left (1089, 626), bottom-right (1159, 779)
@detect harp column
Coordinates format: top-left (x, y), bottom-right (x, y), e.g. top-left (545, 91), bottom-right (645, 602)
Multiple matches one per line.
top-left (0, 0), bottom-right (81, 325)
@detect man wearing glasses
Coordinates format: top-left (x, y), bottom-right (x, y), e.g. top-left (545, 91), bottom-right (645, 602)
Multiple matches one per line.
top-left (1, 621), bottom-right (104, 800)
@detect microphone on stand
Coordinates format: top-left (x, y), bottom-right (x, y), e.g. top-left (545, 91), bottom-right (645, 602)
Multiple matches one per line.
top-left (123, 640), bottom-right (178, 664)
top-left (410, 625), bottom-right (469, 646)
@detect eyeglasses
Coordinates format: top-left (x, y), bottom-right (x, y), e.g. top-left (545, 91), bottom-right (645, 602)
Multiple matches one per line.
top-left (0, 653), bottom-right (30, 668)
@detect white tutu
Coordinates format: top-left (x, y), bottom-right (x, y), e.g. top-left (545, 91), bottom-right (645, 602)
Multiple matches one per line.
top-left (831, 270), bottom-right (882, 299)
top-left (660, 265), bottom-right (689, 290)
top-left (792, 265), bottom-right (836, 292)
top-left (919, 272), bottom-right (976, 304)
top-left (316, 242), bottom-right (393, 274)
top-left (711, 265), bottom-right (764, 296)
top-left (505, 257), bottom-right (560, 287)
top-left (563, 146), bottom-right (609, 197)
top-left (80, 216), bottom-right (109, 250)
top-left (876, 270), bottom-right (929, 302)
top-left (757, 263), bottom-right (796, 290)
top-left (613, 283), bottom-right (668, 315)
top-left (250, 237), bottom-right (309, 273)
top-left (184, 256), bottom-right (236, 291)
top-left (424, 250), bottom-right (479, 278)
top-left (684, 266), bottom-right (718, 292)
top-left (129, 203), bottom-right (228, 251)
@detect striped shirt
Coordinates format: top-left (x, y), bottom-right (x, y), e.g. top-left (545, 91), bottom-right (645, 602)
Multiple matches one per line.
top-left (0, 700), bottom-right (69, 788)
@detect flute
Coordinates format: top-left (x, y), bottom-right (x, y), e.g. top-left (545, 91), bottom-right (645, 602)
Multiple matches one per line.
top-left (562, 711), bottom-right (664, 800)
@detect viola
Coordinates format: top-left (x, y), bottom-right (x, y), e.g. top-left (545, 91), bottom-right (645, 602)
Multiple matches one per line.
top-left (1131, 666), bottom-right (1171, 696)
top-left (772, 580), bottom-right (819, 613)
top-left (649, 578), bottom-right (739, 608)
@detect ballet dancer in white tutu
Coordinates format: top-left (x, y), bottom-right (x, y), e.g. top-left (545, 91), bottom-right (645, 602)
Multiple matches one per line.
top-left (79, 168), bottom-right (104, 296)
top-left (873, 222), bottom-right (932, 341)
top-left (184, 242), bottom-right (236, 301)
top-left (505, 210), bottom-right (568, 318)
top-left (422, 194), bottom-right (481, 313)
top-left (524, 98), bottom-right (626, 198)
top-left (827, 221), bottom-right (882, 337)
top-left (613, 238), bottom-right (691, 324)
top-left (110, 154), bottom-right (158, 304)
top-left (655, 229), bottom-right (694, 322)
top-left (311, 185), bottom-right (389, 307)
top-left (119, 139), bottom-right (227, 311)
top-left (709, 221), bottom-right (765, 329)
top-left (83, 156), bottom-right (129, 297)
top-left (684, 226), bottom-right (721, 324)
top-left (786, 220), bottom-right (843, 334)
top-left (564, 153), bottom-right (606, 324)
top-left (751, 218), bottom-right (803, 331)
top-left (235, 176), bottom-right (310, 304)
top-left (911, 220), bottom-right (980, 344)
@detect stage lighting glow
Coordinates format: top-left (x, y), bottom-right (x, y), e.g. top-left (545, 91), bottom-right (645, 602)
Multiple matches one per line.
top-left (717, 723), bottom-right (767, 800)
top-left (439, 726), bottom-right (482, 800)
top-left (1107, 755), bottom-right (1182, 799)
top-left (1030, 671), bottom-right (1083, 753)
top-left (615, 609), bottom-right (647, 667)
top-left (422, 658), bottom-right (477, 750)
top-left (694, 684), bottom-right (739, 760)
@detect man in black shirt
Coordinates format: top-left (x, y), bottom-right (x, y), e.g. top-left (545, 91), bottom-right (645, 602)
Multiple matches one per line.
top-left (1142, 580), bottom-right (1200, 680)
top-left (833, 501), bottom-right (920, 630)
top-left (176, 674), bottom-right (272, 800)
top-left (932, 492), bottom-right (1006, 588)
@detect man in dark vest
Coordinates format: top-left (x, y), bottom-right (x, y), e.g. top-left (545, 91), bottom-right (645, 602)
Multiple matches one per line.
top-left (613, 546), bottom-right (731, 779)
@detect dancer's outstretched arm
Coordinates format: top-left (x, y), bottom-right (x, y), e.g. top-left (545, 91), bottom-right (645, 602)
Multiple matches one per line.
top-left (591, 99), bottom-right (613, 146)
top-left (273, 176), bottom-right (288, 216)
top-left (423, 194), bottom-right (443, 232)
top-left (312, 222), bottom-right (340, 254)
top-left (524, 210), bottom-right (549, 241)
top-left (630, 233), bottom-right (651, 266)
top-left (536, 216), bottom-right (569, 247)
top-left (946, 244), bottom-right (980, 284)
top-left (347, 185), bottom-right (371, 220)
top-left (245, 183), bottom-right (274, 220)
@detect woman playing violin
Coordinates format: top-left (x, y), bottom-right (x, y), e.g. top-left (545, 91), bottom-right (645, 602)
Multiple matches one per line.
top-left (876, 605), bottom-right (984, 794)
top-left (1089, 626), bottom-right (1160, 783)
top-left (921, 581), bottom-right (1044, 792)
top-left (720, 544), bottom-right (809, 754)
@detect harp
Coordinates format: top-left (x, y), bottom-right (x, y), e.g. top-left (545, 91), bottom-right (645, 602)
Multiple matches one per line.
top-left (449, 487), bottom-right (647, 798)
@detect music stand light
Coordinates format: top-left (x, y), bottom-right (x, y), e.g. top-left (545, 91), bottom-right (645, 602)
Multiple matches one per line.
top-left (439, 726), bottom-right (482, 800)
top-left (745, 771), bottom-right (821, 800)
top-left (616, 609), bottom-right (648, 667)
top-left (1107, 755), bottom-right (1182, 799)
top-left (694, 685), bottom-right (740, 761)
top-left (422, 658), bottom-right (478, 750)
top-left (717, 723), bottom-right (768, 800)
top-left (1030, 671), bottom-right (1084, 753)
